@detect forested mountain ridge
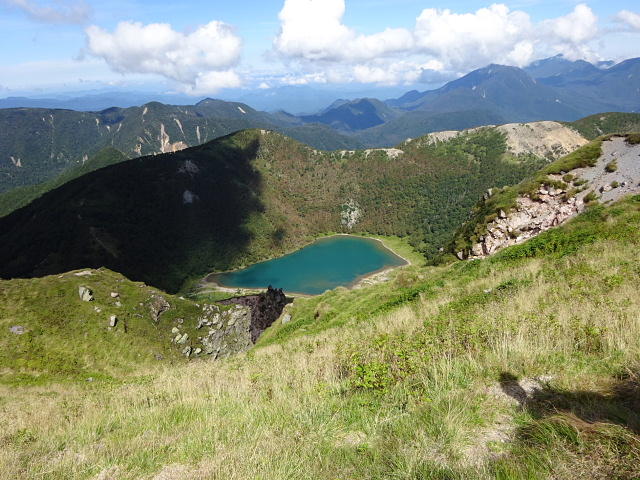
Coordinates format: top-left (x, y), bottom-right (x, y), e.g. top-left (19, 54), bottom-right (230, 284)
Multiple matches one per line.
top-left (0, 100), bottom-right (360, 194)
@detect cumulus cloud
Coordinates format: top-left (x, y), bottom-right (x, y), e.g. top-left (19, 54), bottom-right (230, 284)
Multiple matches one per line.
top-left (84, 20), bottom-right (243, 94)
top-left (414, 4), bottom-right (535, 70)
top-left (273, 0), bottom-right (413, 62)
top-left (271, 1), bottom-right (626, 87)
top-left (541, 4), bottom-right (600, 61)
top-left (614, 10), bottom-right (640, 31)
top-left (3, 0), bottom-right (91, 24)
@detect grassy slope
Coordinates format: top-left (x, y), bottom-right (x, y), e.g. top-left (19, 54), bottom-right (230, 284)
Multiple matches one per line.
top-left (0, 268), bottom-right (219, 386)
top-left (1, 195), bottom-right (639, 479)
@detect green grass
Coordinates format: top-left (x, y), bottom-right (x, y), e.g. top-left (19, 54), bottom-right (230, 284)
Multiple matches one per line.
top-left (2, 195), bottom-right (640, 479)
top-left (0, 268), bottom-right (207, 385)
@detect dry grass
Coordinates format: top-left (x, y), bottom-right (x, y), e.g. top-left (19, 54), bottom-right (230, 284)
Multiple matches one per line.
top-left (2, 202), bottom-right (640, 478)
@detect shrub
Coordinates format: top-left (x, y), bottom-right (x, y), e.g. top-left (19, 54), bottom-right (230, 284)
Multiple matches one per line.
top-left (626, 133), bottom-right (640, 145)
top-left (605, 159), bottom-right (618, 173)
top-left (584, 191), bottom-right (599, 204)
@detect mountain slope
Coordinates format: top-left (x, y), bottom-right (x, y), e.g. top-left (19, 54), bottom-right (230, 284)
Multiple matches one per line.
top-left (442, 134), bottom-right (640, 260)
top-left (359, 58), bottom-right (640, 147)
top-left (0, 100), bottom-right (359, 194)
top-left (0, 127), bottom-right (547, 292)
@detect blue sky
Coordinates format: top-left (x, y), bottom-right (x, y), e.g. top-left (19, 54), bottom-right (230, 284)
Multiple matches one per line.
top-left (2, 0), bottom-right (640, 97)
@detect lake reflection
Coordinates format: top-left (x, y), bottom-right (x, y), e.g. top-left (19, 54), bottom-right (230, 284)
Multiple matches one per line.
top-left (206, 235), bottom-right (407, 295)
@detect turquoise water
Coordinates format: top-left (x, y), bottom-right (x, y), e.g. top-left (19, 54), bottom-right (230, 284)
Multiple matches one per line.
top-left (207, 235), bottom-right (407, 295)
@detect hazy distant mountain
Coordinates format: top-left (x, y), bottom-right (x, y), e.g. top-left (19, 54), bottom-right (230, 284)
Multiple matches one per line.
top-left (235, 86), bottom-right (344, 115)
top-left (233, 85), bottom-right (411, 115)
top-left (0, 91), bottom-right (204, 111)
top-left (349, 57), bottom-right (639, 146)
top-left (523, 55), bottom-right (601, 79)
top-left (300, 98), bottom-right (402, 133)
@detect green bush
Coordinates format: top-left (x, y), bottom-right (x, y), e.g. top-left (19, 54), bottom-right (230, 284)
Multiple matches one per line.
top-left (584, 191), bottom-right (599, 204)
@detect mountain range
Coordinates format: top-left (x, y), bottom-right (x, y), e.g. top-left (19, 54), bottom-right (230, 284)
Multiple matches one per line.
top-left (3, 113), bottom-right (640, 294)
top-left (2, 56), bottom-right (638, 196)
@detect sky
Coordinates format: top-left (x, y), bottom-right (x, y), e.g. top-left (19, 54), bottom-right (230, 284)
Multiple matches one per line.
top-left (2, 0), bottom-right (640, 98)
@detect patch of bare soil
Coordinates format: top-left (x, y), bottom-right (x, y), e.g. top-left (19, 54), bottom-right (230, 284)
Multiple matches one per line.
top-left (572, 135), bottom-right (640, 204)
top-left (497, 121), bottom-right (588, 160)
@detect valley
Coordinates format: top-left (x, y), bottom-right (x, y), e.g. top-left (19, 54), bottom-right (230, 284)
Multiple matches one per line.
top-left (1, 57), bottom-right (640, 479)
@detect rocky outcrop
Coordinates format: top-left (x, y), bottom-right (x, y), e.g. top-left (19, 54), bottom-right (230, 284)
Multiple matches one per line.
top-left (148, 294), bottom-right (170, 322)
top-left (219, 286), bottom-right (290, 343)
top-left (200, 305), bottom-right (253, 359)
top-left (468, 186), bottom-right (584, 258)
top-left (79, 286), bottom-right (94, 301)
top-left (340, 199), bottom-right (362, 230)
top-left (461, 136), bottom-right (640, 260)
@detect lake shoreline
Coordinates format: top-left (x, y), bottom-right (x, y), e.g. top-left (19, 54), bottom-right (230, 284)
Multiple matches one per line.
top-left (201, 234), bottom-right (411, 296)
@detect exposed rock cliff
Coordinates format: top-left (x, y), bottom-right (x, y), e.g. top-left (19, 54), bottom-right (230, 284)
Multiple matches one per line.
top-left (219, 286), bottom-right (290, 343)
top-left (457, 135), bottom-right (640, 259)
top-left (425, 120), bottom-right (588, 161)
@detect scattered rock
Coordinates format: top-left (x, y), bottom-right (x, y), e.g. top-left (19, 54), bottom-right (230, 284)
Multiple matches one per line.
top-left (79, 286), bottom-right (94, 302)
top-left (110, 292), bottom-right (119, 298)
top-left (9, 326), bottom-right (25, 335)
top-left (74, 270), bottom-right (94, 276)
top-left (154, 353), bottom-right (164, 360)
top-left (171, 327), bottom-right (180, 334)
top-left (176, 333), bottom-right (189, 345)
top-left (200, 306), bottom-right (253, 359)
top-left (109, 315), bottom-right (118, 327)
top-left (282, 314), bottom-right (292, 325)
top-left (182, 346), bottom-right (192, 357)
top-left (148, 295), bottom-right (170, 322)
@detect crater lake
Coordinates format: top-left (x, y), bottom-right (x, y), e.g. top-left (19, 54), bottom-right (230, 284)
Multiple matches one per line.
top-left (205, 235), bottom-right (407, 295)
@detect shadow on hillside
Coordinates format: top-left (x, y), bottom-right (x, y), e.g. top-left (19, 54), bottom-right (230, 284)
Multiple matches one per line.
top-left (499, 369), bottom-right (640, 435)
top-left (0, 134), bottom-right (268, 293)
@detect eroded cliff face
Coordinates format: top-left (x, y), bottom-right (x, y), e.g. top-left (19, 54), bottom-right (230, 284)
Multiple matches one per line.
top-left (425, 121), bottom-right (588, 161)
top-left (466, 186), bottom-right (585, 258)
top-left (460, 136), bottom-right (640, 260)
top-left (219, 286), bottom-right (290, 343)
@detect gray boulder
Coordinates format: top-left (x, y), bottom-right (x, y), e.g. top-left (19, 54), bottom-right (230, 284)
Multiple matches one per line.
top-left (79, 286), bottom-right (94, 302)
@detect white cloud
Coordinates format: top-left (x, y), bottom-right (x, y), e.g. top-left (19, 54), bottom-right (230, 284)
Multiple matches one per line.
top-left (270, 1), bottom-right (633, 87)
top-left (2, 0), bottom-right (91, 24)
top-left (614, 10), bottom-right (640, 31)
top-left (541, 4), bottom-right (600, 61)
top-left (273, 0), bottom-right (413, 62)
top-left (414, 4), bottom-right (535, 70)
top-left (84, 20), bottom-right (243, 94)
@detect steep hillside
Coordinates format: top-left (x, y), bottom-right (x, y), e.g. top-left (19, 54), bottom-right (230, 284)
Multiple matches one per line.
top-left (443, 134), bottom-right (640, 260)
top-left (0, 146), bottom-right (130, 218)
top-left (2, 192), bottom-right (639, 479)
top-left (0, 128), bottom-right (545, 292)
